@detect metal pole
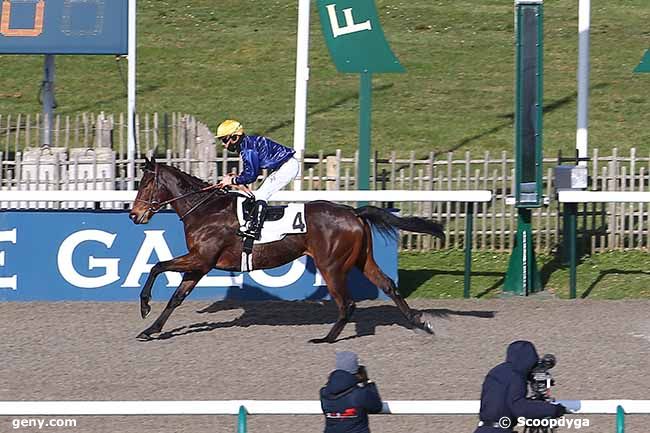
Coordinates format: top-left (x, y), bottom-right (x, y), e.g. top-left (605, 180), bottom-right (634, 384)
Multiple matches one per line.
top-left (463, 202), bottom-right (474, 298)
top-left (576, 0), bottom-right (590, 167)
top-left (292, 0), bottom-right (311, 191)
top-left (42, 55), bottom-right (56, 147)
top-left (127, 0), bottom-right (137, 190)
top-left (358, 71), bottom-right (372, 206)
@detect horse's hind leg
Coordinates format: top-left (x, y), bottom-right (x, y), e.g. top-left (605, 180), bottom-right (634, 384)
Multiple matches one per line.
top-left (361, 251), bottom-right (433, 334)
top-left (310, 268), bottom-right (355, 344)
top-left (137, 271), bottom-right (204, 341)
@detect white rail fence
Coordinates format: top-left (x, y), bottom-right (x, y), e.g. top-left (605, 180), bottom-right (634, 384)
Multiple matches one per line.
top-left (0, 399), bottom-right (646, 433)
top-left (1, 399), bottom-right (648, 415)
top-left (0, 189), bottom-right (491, 204)
top-left (558, 190), bottom-right (650, 298)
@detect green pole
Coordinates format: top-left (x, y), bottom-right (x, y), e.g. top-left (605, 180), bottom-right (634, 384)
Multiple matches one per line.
top-left (503, 208), bottom-right (542, 295)
top-left (238, 405), bottom-right (247, 433)
top-left (616, 405), bottom-right (625, 433)
top-left (358, 71), bottom-right (372, 206)
top-left (463, 202), bottom-right (474, 298)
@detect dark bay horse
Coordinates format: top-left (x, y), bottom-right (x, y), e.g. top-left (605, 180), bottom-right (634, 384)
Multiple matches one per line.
top-left (128, 157), bottom-right (445, 343)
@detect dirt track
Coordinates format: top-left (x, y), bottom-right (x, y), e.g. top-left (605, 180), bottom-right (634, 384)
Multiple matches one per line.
top-left (1, 298), bottom-right (649, 433)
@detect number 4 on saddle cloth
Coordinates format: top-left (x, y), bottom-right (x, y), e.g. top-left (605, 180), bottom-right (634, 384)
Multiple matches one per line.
top-left (235, 196), bottom-right (307, 272)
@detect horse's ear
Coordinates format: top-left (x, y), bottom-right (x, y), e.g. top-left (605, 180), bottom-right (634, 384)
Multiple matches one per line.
top-left (144, 156), bottom-right (153, 171)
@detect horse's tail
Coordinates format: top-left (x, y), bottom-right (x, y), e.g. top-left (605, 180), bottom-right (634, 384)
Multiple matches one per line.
top-left (353, 205), bottom-right (445, 241)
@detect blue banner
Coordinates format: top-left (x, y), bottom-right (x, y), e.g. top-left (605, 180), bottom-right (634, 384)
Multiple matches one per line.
top-left (0, 211), bottom-right (396, 301)
top-left (0, 0), bottom-right (128, 54)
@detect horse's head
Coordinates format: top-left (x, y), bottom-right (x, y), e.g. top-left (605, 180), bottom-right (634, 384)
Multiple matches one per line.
top-left (129, 156), bottom-right (172, 224)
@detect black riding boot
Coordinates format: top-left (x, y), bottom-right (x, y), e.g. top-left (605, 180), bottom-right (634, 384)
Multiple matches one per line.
top-left (242, 200), bottom-right (267, 240)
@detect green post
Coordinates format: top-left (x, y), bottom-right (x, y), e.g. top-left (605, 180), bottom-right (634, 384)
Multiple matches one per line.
top-left (504, 0), bottom-right (544, 296)
top-left (358, 71), bottom-right (372, 206)
top-left (616, 405), bottom-right (625, 433)
top-left (237, 405), bottom-right (247, 433)
top-left (503, 209), bottom-right (542, 295)
top-left (463, 202), bottom-right (474, 298)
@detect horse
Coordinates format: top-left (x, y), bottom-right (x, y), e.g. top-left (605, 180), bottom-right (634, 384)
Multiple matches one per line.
top-left (128, 156), bottom-right (446, 343)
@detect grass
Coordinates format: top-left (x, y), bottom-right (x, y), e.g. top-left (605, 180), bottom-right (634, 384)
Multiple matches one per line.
top-left (399, 250), bottom-right (650, 299)
top-left (0, 0), bottom-right (649, 157)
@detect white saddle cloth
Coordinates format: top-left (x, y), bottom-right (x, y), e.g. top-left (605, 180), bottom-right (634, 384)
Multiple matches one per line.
top-left (236, 196), bottom-right (307, 244)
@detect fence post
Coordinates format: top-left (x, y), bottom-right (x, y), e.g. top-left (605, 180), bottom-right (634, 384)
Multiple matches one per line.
top-left (326, 155), bottom-right (338, 190)
top-left (464, 202), bottom-right (474, 298)
top-left (616, 405), bottom-right (624, 433)
top-left (238, 405), bottom-right (248, 433)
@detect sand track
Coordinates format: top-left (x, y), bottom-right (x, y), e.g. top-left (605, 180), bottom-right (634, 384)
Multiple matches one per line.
top-left (1, 298), bottom-right (648, 432)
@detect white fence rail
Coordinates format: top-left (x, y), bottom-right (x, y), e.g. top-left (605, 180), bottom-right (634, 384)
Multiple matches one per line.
top-left (559, 190), bottom-right (650, 298)
top-left (0, 399), bottom-right (648, 415)
top-left (0, 189), bottom-right (492, 204)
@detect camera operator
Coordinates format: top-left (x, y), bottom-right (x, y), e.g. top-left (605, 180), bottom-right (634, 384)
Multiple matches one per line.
top-left (473, 340), bottom-right (567, 433)
top-left (320, 351), bottom-right (383, 433)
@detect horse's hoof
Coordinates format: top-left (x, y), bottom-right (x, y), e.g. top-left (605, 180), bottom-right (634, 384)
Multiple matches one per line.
top-left (420, 321), bottom-right (434, 334)
top-left (140, 303), bottom-right (151, 319)
top-left (136, 331), bottom-right (153, 341)
top-left (309, 337), bottom-right (333, 344)
top-left (414, 313), bottom-right (435, 335)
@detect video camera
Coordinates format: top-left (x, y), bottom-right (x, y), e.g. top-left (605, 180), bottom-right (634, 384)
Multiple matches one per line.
top-left (528, 353), bottom-right (556, 400)
top-left (356, 365), bottom-right (369, 384)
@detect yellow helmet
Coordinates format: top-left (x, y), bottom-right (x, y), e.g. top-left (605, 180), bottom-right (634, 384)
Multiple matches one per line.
top-left (216, 119), bottom-right (244, 138)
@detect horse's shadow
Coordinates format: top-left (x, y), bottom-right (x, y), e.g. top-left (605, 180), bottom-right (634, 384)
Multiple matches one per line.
top-left (152, 299), bottom-right (496, 341)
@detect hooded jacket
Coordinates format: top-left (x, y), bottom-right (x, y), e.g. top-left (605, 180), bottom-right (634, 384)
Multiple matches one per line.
top-left (233, 135), bottom-right (295, 185)
top-left (320, 370), bottom-right (383, 433)
top-left (473, 340), bottom-right (560, 433)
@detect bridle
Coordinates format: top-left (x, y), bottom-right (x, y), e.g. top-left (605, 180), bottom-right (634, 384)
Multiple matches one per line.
top-left (134, 163), bottom-right (225, 220)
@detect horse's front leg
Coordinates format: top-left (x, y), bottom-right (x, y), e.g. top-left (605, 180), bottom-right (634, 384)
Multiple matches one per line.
top-left (139, 253), bottom-right (196, 319)
top-left (137, 270), bottom-right (205, 341)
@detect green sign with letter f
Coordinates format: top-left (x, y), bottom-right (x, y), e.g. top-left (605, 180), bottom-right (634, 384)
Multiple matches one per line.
top-left (317, 0), bottom-right (404, 73)
top-left (317, 0), bottom-right (405, 201)
top-left (635, 50), bottom-right (650, 73)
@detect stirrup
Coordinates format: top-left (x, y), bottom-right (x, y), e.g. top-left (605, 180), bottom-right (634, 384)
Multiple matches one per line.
top-left (240, 229), bottom-right (259, 240)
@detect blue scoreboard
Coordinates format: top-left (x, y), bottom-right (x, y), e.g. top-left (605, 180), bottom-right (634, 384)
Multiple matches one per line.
top-left (0, 0), bottom-right (127, 54)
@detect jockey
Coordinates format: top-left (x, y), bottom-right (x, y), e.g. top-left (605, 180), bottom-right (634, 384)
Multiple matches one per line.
top-left (215, 119), bottom-right (299, 240)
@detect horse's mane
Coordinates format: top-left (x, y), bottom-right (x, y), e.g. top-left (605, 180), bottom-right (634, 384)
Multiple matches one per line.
top-left (159, 162), bottom-right (210, 190)
top-left (155, 161), bottom-right (235, 212)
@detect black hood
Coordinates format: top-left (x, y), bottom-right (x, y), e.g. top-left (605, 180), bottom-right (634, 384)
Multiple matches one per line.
top-left (322, 370), bottom-right (359, 398)
top-left (506, 340), bottom-right (540, 375)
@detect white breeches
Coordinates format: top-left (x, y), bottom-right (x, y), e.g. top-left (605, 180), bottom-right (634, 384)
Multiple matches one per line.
top-left (254, 157), bottom-right (299, 202)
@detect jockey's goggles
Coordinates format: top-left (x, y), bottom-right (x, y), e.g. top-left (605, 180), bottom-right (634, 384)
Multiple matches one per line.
top-left (220, 135), bottom-right (238, 144)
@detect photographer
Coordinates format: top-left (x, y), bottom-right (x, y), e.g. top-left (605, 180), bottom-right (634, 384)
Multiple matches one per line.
top-left (320, 351), bottom-right (383, 433)
top-left (473, 340), bottom-right (567, 433)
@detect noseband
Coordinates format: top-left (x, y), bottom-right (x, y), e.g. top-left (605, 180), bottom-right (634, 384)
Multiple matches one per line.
top-left (134, 163), bottom-right (225, 220)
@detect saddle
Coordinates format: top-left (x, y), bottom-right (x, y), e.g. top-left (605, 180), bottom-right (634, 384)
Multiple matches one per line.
top-left (233, 195), bottom-right (308, 272)
top-left (239, 197), bottom-right (287, 223)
